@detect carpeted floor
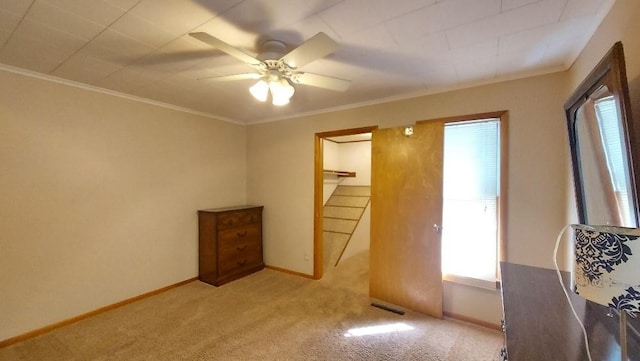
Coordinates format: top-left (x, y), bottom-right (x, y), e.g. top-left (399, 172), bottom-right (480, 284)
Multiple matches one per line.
top-left (0, 252), bottom-right (502, 360)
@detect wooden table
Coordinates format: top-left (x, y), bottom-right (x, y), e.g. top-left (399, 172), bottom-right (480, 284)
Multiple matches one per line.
top-left (500, 262), bottom-right (640, 361)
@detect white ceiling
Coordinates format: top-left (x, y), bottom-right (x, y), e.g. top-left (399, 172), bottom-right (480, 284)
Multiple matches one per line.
top-left (0, 0), bottom-right (615, 124)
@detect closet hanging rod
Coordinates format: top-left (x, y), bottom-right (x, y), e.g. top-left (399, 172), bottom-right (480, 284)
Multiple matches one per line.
top-left (323, 169), bottom-right (356, 177)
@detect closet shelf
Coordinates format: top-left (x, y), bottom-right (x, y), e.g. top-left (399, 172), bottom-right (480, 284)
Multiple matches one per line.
top-left (323, 169), bottom-right (356, 177)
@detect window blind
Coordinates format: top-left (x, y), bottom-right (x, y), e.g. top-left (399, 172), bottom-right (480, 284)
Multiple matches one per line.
top-left (594, 96), bottom-right (635, 226)
top-left (441, 119), bottom-right (500, 281)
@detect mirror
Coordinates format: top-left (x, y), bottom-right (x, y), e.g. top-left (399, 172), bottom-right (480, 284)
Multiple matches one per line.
top-left (565, 42), bottom-right (639, 227)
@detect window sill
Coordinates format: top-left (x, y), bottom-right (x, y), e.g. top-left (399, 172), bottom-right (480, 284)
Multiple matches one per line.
top-left (443, 274), bottom-right (501, 291)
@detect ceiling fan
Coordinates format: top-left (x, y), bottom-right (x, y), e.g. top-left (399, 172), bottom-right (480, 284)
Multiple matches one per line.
top-left (189, 31), bottom-right (351, 105)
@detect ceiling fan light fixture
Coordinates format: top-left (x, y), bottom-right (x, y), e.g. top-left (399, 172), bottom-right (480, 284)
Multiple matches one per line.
top-left (249, 79), bottom-right (269, 102)
top-left (269, 78), bottom-right (295, 106)
top-left (271, 93), bottom-right (290, 106)
top-left (190, 32), bottom-right (349, 107)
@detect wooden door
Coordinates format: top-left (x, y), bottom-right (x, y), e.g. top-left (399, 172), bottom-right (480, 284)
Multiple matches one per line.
top-left (370, 122), bottom-right (444, 318)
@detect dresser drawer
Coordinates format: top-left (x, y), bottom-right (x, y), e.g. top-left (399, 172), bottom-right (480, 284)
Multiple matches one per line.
top-left (218, 223), bottom-right (261, 243)
top-left (218, 223), bottom-right (262, 276)
top-left (218, 241), bottom-right (263, 275)
top-left (219, 236), bottom-right (261, 257)
top-left (217, 209), bottom-right (261, 230)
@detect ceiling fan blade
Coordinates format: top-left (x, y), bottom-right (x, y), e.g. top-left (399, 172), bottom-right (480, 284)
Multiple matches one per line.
top-left (280, 32), bottom-right (338, 69)
top-left (189, 32), bottom-right (263, 67)
top-left (199, 73), bottom-right (263, 81)
top-left (290, 72), bottom-right (351, 92)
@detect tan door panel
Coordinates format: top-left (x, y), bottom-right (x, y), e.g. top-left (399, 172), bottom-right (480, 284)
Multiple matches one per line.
top-left (370, 122), bottom-right (444, 318)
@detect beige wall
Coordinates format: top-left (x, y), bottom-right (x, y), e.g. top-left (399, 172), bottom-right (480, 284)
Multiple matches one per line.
top-left (5, 0), bottom-right (639, 340)
top-left (567, 0), bottom-right (640, 160)
top-left (322, 140), bottom-right (339, 205)
top-left (568, 0), bottom-right (640, 168)
top-left (568, 0), bottom-right (640, 111)
top-left (0, 70), bottom-right (247, 341)
top-left (562, 0), bottom-right (640, 262)
top-left (247, 71), bottom-right (569, 325)
top-left (248, 72), bottom-right (569, 274)
top-left (246, 0), bottom-right (640, 322)
top-left (337, 141), bottom-right (371, 187)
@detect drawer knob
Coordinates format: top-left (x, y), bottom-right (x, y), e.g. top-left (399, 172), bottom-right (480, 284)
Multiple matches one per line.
top-left (237, 230), bottom-right (248, 237)
top-left (237, 245), bottom-right (247, 252)
top-left (237, 260), bottom-right (247, 266)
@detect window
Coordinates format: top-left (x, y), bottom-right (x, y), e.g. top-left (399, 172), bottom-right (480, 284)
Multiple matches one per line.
top-left (594, 96), bottom-right (636, 226)
top-left (441, 117), bottom-right (503, 288)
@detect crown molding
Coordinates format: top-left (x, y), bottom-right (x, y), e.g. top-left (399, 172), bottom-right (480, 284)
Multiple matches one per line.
top-left (0, 64), bottom-right (244, 126)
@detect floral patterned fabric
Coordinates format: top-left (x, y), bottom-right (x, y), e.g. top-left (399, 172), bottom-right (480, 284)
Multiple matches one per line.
top-left (572, 224), bottom-right (640, 315)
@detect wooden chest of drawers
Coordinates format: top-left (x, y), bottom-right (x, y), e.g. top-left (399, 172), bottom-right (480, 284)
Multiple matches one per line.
top-left (198, 206), bottom-right (264, 286)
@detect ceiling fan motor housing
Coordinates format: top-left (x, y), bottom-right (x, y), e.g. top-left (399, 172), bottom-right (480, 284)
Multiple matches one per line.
top-left (258, 40), bottom-right (287, 61)
top-left (255, 40), bottom-right (295, 80)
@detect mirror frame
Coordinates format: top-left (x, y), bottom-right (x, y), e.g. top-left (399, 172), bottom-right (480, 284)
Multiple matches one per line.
top-left (564, 41), bottom-right (640, 225)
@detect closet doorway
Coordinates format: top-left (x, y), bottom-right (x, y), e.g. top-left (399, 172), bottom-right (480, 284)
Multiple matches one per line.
top-left (313, 126), bottom-right (377, 279)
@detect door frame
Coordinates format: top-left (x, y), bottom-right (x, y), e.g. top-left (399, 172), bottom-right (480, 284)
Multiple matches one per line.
top-left (313, 126), bottom-right (378, 279)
